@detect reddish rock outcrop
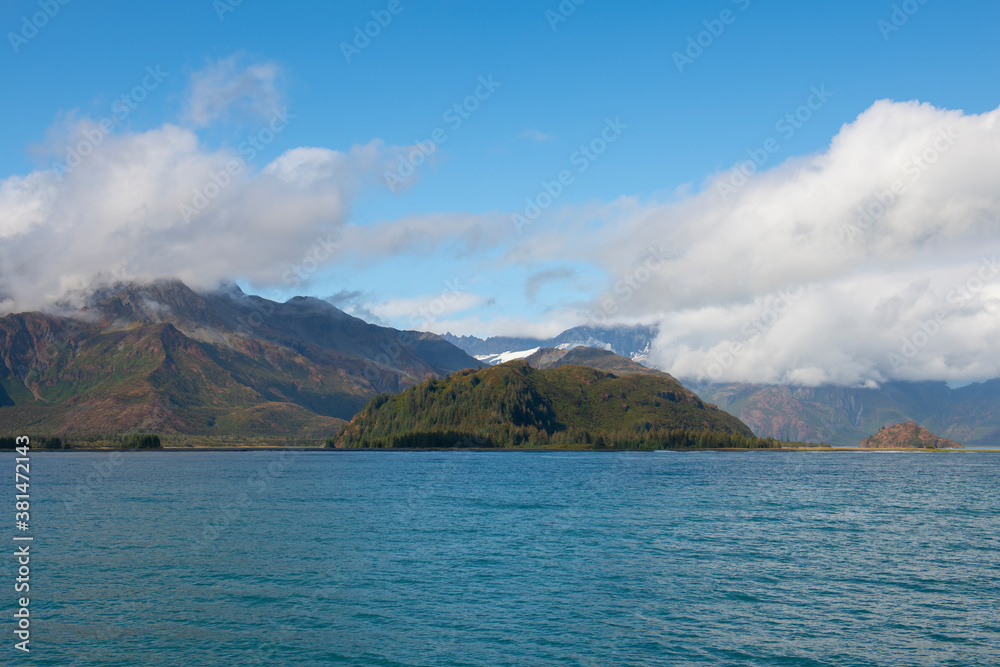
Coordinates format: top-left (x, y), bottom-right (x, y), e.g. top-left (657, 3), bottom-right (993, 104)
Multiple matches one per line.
top-left (860, 421), bottom-right (964, 449)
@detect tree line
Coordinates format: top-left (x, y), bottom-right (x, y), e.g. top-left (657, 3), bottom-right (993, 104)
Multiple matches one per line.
top-left (337, 425), bottom-right (780, 450)
top-left (0, 434), bottom-right (162, 449)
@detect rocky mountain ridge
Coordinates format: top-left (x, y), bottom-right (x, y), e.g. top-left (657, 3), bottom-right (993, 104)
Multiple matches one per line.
top-left (0, 280), bottom-right (480, 436)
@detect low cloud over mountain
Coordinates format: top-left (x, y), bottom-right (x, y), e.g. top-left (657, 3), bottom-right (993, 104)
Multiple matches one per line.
top-left (4, 63), bottom-right (999, 389)
top-left (526, 100), bottom-right (1000, 386)
top-left (0, 55), bottom-right (417, 315)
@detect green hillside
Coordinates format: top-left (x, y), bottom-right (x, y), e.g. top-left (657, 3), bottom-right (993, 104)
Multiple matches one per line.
top-left (337, 360), bottom-right (776, 449)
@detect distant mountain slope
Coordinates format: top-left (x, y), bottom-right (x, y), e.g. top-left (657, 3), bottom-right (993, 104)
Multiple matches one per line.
top-left (692, 381), bottom-right (1000, 447)
top-left (336, 359), bottom-right (760, 449)
top-left (0, 280), bottom-right (481, 436)
top-left (443, 324), bottom-right (658, 361)
top-left (860, 422), bottom-right (964, 449)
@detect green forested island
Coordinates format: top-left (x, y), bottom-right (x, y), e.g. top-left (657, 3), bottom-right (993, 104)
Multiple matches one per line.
top-left (336, 360), bottom-right (781, 450)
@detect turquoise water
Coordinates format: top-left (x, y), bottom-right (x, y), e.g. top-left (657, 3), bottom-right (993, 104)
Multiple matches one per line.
top-left (12, 451), bottom-right (1000, 665)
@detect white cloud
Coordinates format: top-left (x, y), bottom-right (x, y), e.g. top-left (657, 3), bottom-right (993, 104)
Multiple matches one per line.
top-left (368, 291), bottom-right (487, 329)
top-left (0, 122), bottom-right (409, 313)
top-left (519, 99), bottom-right (1000, 386)
top-left (0, 51), bottom-right (452, 314)
top-left (337, 212), bottom-right (511, 264)
top-left (525, 267), bottom-right (578, 302)
top-left (185, 54), bottom-right (283, 127)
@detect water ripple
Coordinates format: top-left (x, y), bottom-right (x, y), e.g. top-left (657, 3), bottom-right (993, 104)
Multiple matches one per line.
top-left (25, 450), bottom-right (1000, 666)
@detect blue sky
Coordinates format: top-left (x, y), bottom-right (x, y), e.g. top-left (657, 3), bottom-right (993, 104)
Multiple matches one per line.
top-left (3, 0), bottom-right (1000, 385)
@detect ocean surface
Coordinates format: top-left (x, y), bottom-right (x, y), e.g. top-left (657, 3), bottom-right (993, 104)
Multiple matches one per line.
top-left (12, 450), bottom-right (1000, 666)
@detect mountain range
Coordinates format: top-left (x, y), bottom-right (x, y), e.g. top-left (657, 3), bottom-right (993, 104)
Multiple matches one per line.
top-left (446, 327), bottom-right (1000, 447)
top-left (688, 380), bottom-right (1000, 448)
top-left (4, 282), bottom-right (998, 447)
top-left (442, 325), bottom-right (657, 363)
top-left (0, 280), bottom-right (479, 437)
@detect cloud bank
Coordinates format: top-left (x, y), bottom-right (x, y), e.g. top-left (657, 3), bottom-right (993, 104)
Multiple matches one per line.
top-left (545, 100), bottom-right (1000, 386)
top-left (0, 57), bottom-right (410, 314)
